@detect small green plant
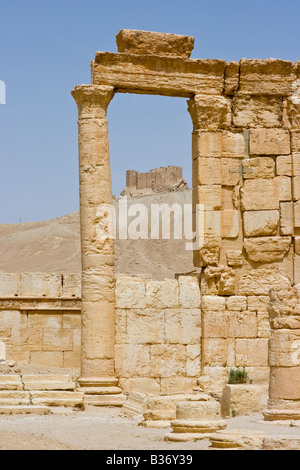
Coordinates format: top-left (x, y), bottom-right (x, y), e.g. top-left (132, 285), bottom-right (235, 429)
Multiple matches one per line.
top-left (290, 421), bottom-right (295, 427)
top-left (231, 409), bottom-right (238, 417)
top-left (227, 367), bottom-right (248, 384)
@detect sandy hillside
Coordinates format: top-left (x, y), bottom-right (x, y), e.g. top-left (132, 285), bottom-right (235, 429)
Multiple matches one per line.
top-left (0, 189), bottom-right (195, 280)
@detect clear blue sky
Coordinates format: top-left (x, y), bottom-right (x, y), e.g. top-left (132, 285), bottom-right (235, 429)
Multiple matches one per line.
top-left (1, 0), bottom-right (300, 223)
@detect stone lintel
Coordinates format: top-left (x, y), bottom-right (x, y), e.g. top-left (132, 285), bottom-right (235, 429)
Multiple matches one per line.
top-left (116, 29), bottom-right (194, 58)
top-left (92, 52), bottom-right (226, 97)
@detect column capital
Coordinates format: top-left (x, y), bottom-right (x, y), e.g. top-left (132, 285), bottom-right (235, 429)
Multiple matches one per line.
top-left (187, 94), bottom-right (231, 131)
top-left (71, 84), bottom-right (115, 119)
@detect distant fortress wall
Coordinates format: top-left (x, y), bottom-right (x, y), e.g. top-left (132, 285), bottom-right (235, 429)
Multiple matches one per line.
top-left (126, 166), bottom-right (183, 191)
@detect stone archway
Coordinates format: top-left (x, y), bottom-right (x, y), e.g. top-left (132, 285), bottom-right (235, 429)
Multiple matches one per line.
top-left (72, 29), bottom-right (300, 407)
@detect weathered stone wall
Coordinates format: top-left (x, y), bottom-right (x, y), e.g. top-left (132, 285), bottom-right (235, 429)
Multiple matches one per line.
top-left (125, 166), bottom-right (184, 192)
top-left (0, 270), bottom-right (288, 392)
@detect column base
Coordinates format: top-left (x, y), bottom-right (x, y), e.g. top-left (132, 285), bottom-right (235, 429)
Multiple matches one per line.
top-left (263, 409), bottom-right (300, 421)
top-left (77, 377), bottom-right (126, 407)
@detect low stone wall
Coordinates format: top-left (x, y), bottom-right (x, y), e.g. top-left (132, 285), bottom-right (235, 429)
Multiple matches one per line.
top-left (0, 270), bottom-right (292, 393)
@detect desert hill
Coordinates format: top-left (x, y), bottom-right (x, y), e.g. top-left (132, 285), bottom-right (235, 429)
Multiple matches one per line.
top-left (0, 189), bottom-right (195, 280)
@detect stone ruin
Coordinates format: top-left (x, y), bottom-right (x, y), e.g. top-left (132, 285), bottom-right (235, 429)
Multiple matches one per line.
top-left (0, 29), bottom-right (300, 449)
top-left (122, 166), bottom-right (188, 195)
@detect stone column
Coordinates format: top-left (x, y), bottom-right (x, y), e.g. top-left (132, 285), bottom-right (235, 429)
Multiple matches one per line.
top-left (263, 283), bottom-right (300, 421)
top-left (71, 84), bottom-right (124, 405)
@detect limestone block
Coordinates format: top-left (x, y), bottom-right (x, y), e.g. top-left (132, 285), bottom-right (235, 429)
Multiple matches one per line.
top-left (188, 95), bottom-right (231, 130)
top-left (292, 131), bottom-right (300, 152)
top-left (15, 327), bottom-right (43, 351)
top-left (196, 157), bottom-right (221, 185)
top-left (197, 185), bottom-right (221, 209)
top-left (115, 309), bottom-right (127, 344)
top-left (210, 429), bottom-right (266, 450)
top-left (221, 158), bottom-right (241, 186)
top-left (227, 311), bottom-right (257, 338)
top-left (0, 274), bottom-right (20, 298)
top-left (178, 276), bottom-right (200, 308)
top-left (201, 295), bottom-right (226, 311)
top-left (126, 309), bottom-right (164, 344)
top-left (62, 313), bottom-right (81, 329)
top-left (269, 366), bottom-right (300, 400)
top-left (283, 96), bottom-right (300, 129)
top-left (235, 339), bottom-right (269, 367)
top-left (224, 61), bottom-right (239, 96)
top-left (118, 378), bottom-right (160, 394)
top-left (294, 176), bottom-right (300, 200)
top-left (150, 345), bottom-right (186, 377)
top-left (93, 52), bottom-right (226, 97)
top-left (28, 313), bottom-right (62, 329)
top-left (30, 351), bottom-right (64, 368)
top-left (202, 338), bottom-right (228, 367)
top-left (160, 377), bottom-right (198, 393)
top-left (146, 279), bottom-right (178, 308)
top-left (243, 236), bottom-right (291, 263)
top-left (243, 210), bottom-right (279, 237)
top-left (280, 202), bottom-right (294, 235)
top-left (201, 265), bottom-right (235, 296)
top-left (195, 131), bottom-right (246, 158)
top-left (221, 384), bottom-right (262, 417)
top-left (221, 210), bottom-right (239, 239)
top-left (276, 175), bottom-right (292, 201)
top-left (226, 296), bottom-right (247, 311)
top-left (42, 329), bottom-right (73, 351)
top-left (116, 275), bottom-right (146, 308)
top-left (202, 311), bottom-right (228, 338)
top-left (239, 59), bottom-right (296, 95)
top-left (186, 345), bottom-right (201, 377)
top-left (293, 153), bottom-right (300, 176)
top-left (294, 201), bottom-right (300, 227)
top-left (242, 157), bottom-right (275, 179)
top-left (61, 274), bottom-right (81, 298)
top-left (263, 437), bottom-right (300, 451)
top-left (176, 399), bottom-right (221, 420)
top-left (202, 210), bottom-right (221, 237)
top-left (165, 308), bottom-right (201, 344)
top-left (116, 29), bottom-right (194, 58)
top-left (249, 129), bottom-right (290, 155)
top-left (115, 344), bottom-right (151, 378)
top-left (257, 312), bottom-right (271, 338)
top-left (0, 311), bottom-right (21, 330)
top-left (276, 155), bottom-right (292, 176)
top-left (226, 250), bottom-right (243, 267)
top-left (194, 236), bottom-right (221, 267)
top-left (20, 273), bottom-right (62, 298)
top-left (247, 295), bottom-right (269, 312)
top-left (233, 95), bottom-right (282, 128)
top-left (241, 179), bottom-right (279, 211)
top-left (269, 329), bottom-right (300, 367)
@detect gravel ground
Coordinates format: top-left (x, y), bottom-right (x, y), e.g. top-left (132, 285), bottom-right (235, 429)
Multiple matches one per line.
top-left (0, 407), bottom-right (300, 450)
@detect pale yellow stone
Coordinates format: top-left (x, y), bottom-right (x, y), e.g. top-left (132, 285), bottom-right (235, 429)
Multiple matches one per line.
top-left (243, 236), bottom-right (291, 263)
top-left (226, 250), bottom-right (243, 267)
top-left (188, 95), bottom-right (231, 130)
top-left (294, 201), bottom-right (300, 227)
top-left (202, 311), bottom-right (228, 338)
top-left (221, 384), bottom-right (262, 417)
top-left (116, 275), bottom-right (146, 308)
top-left (293, 154), bottom-right (300, 176)
top-left (242, 157), bottom-right (275, 179)
top-left (276, 155), bottom-right (292, 176)
top-left (249, 128), bottom-right (290, 155)
top-left (196, 157), bottom-right (221, 185)
top-left (30, 351), bottom-right (64, 368)
top-left (61, 274), bottom-right (81, 298)
top-left (126, 309), bottom-right (164, 344)
top-left (150, 345), bottom-right (186, 377)
top-left (42, 329), bottom-right (73, 351)
top-left (0, 274), bottom-right (20, 297)
top-left (226, 296), bottom-right (247, 311)
top-left (115, 344), bottom-right (151, 378)
top-left (233, 95), bottom-right (282, 128)
top-left (224, 61), bottom-right (239, 96)
top-left (160, 377), bottom-right (197, 393)
top-left (241, 178), bottom-right (291, 211)
top-left (293, 176), bottom-right (300, 200)
top-left (20, 273), bottom-right (61, 298)
top-left (227, 311), bottom-right (257, 338)
top-left (201, 295), bottom-right (226, 311)
top-left (221, 158), bottom-right (241, 186)
top-left (165, 308), bottom-right (201, 344)
top-left (269, 329), bottom-right (300, 367)
top-left (243, 210), bottom-right (279, 237)
top-left (178, 276), bottom-right (200, 308)
top-left (280, 202), bottom-right (294, 235)
top-left (146, 279), bottom-right (178, 308)
top-left (202, 338), bottom-right (228, 367)
top-left (235, 339), bottom-right (269, 367)
top-left (221, 210), bottom-right (239, 239)
top-left (195, 131), bottom-right (246, 158)
top-left (197, 185), bottom-right (222, 209)
top-left (116, 29), bottom-right (194, 58)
